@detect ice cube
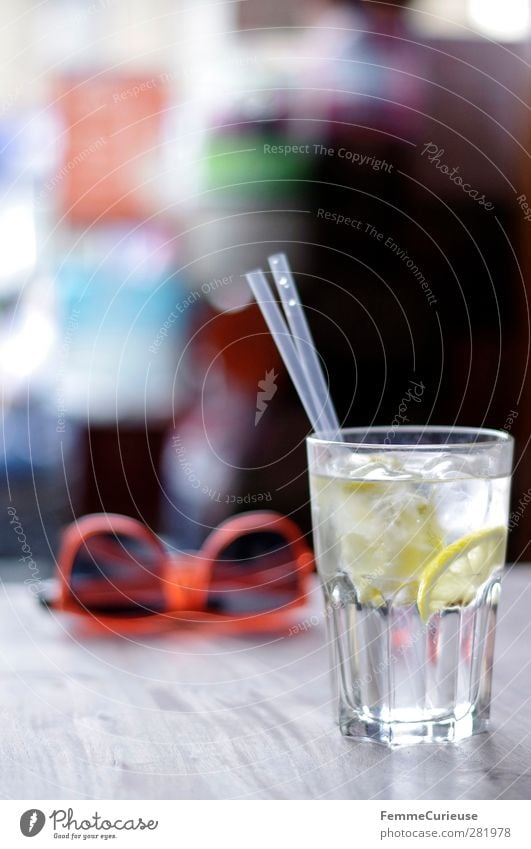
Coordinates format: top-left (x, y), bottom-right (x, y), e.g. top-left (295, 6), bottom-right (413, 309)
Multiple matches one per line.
top-left (329, 451), bottom-right (411, 481)
top-left (432, 478), bottom-right (491, 541)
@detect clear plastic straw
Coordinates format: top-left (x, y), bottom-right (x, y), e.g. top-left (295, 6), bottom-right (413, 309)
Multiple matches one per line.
top-left (245, 269), bottom-right (323, 430)
top-left (268, 252), bottom-right (341, 437)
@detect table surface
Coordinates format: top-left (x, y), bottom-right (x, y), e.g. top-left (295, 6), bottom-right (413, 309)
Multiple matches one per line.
top-left (0, 566), bottom-right (530, 800)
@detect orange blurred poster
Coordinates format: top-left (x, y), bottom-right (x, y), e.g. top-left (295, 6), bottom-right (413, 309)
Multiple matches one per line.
top-left (53, 74), bottom-right (168, 221)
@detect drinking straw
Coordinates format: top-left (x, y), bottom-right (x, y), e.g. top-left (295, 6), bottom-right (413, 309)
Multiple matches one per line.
top-left (268, 252), bottom-right (340, 436)
top-left (245, 264), bottom-right (341, 439)
top-left (245, 269), bottom-right (323, 430)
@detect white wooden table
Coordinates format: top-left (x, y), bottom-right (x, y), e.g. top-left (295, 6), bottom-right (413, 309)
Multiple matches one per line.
top-left (0, 567), bottom-right (530, 800)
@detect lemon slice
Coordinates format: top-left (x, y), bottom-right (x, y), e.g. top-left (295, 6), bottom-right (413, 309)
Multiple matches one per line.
top-left (356, 581), bottom-right (386, 607)
top-left (417, 526), bottom-right (506, 622)
top-left (337, 481), bottom-right (443, 588)
top-left (311, 474), bottom-right (445, 605)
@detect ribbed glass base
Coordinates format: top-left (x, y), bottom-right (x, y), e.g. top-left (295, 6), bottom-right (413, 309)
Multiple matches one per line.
top-left (339, 707), bottom-right (488, 746)
top-left (326, 577), bottom-right (501, 747)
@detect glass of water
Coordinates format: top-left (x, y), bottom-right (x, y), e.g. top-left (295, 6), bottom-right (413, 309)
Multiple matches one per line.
top-left (307, 426), bottom-right (513, 746)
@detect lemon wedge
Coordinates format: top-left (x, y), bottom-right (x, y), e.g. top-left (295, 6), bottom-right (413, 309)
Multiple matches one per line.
top-left (336, 480), bottom-right (444, 590)
top-left (417, 526), bottom-right (506, 622)
top-left (356, 581), bottom-right (386, 607)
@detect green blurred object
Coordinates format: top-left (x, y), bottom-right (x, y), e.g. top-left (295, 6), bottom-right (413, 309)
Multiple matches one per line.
top-left (202, 132), bottom-right (315, 201)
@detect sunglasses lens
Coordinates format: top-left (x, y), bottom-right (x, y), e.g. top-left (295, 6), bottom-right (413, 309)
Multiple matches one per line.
top-left (70, 532), bottom-right (165, 616)
top-left (209, 530), bottom-right (302, 614)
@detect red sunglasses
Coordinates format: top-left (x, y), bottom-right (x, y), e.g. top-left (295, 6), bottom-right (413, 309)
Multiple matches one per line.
top-left (40, 511), bottom-right (314, 634)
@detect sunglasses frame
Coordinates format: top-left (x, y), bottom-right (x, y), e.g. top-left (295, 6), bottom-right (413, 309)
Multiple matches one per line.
top-left (53, 511), bottom-right (314, 633)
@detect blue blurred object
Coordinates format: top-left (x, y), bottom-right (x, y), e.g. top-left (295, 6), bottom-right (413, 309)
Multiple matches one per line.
top-left (55, 223), bottom-right (192, 423)
top-left (0, 398), bottom-right (81, 565)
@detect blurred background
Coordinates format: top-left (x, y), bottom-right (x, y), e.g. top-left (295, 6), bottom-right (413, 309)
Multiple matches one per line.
top-left (1, 0), bottom-right (530, 571)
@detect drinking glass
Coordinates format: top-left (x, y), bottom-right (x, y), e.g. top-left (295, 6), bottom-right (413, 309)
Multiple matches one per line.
top-left (307, 426), bottom-right (513, 745)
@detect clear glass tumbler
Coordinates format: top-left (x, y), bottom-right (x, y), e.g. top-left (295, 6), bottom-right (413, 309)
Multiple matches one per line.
top-left (307, 426), bottom-right (513, 745)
